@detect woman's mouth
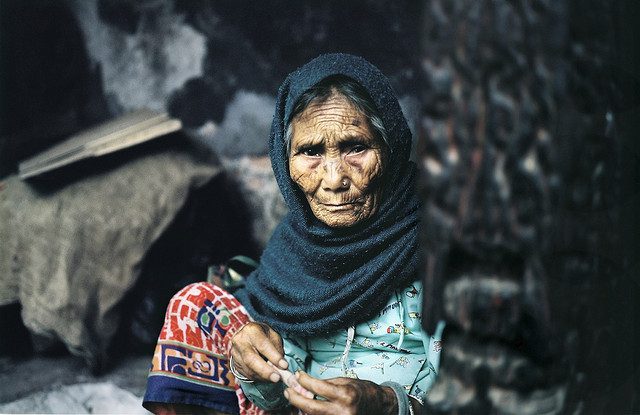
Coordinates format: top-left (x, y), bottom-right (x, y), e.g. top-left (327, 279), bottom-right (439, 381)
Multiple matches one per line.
top-left (318, 201), bottom-right (363, 211)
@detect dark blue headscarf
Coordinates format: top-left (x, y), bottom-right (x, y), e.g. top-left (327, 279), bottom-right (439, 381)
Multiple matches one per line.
top-left (235, 53), bottom-right (420, 336)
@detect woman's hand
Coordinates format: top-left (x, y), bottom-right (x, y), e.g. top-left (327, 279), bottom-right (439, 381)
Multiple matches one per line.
top-left (230, 322), bottom-right (289, 382)
top-left (283, 372), bottom-right (398, 415)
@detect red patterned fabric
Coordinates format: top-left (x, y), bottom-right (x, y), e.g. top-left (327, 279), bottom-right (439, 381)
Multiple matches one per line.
top-left (145, 282), bottom-right (266, 415)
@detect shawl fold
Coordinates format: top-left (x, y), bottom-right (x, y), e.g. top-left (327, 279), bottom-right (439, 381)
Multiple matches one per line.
top-left (235, 53), bottom-right (420, 336)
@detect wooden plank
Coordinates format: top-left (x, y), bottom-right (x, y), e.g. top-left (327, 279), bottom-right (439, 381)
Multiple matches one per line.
top-left (18, 109), bottom-right (182, 179)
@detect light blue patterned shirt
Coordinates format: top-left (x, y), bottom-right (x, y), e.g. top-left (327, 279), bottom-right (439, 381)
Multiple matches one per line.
top-left (239, 279), bottom-right (445, 410)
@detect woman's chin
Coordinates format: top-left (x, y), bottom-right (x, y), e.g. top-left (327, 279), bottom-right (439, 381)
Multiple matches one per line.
top-left (314, 207), bottom-right (371, 228)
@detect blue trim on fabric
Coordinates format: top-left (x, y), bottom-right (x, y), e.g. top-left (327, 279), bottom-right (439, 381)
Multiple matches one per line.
top-left (143, 374), bottom-right (239, 414)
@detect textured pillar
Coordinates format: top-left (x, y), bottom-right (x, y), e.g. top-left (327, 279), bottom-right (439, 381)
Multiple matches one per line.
top-left (418, 0), bottom-right (638, 413)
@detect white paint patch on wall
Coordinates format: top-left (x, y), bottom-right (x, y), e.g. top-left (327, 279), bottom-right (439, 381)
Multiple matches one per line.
top-left (70, 0), bottom-right (206, 112)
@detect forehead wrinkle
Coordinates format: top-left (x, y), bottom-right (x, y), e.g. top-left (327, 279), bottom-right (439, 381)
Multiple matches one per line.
top-left (290, 93), bottom-right (382, 152)
top-left (294, 129), bottom-right (376, 149)
top-left (292, 133), bottom-right (324, 148)
top-left (299, 112), bottom-right (366, 131)
top-left (295, 113), bottom-right (368, 132)
top-left (299, 110), bottom-right (370, 133)
top-left (298, 93), bottom-right (365, 119)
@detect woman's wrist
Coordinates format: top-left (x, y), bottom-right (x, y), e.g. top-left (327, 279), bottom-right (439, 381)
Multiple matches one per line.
top-left (380, 381), bottom-right (413, 415)
top-left (408, 396), bottom-right (422, 415)
top-left (381, 385), bottom-right (400, 415)
top-left (227, 320), bottom-right (252, 349)
top-left (228, 321), bottom-right (254, 383)
top-left (229, 355), bottom-right (254, 383)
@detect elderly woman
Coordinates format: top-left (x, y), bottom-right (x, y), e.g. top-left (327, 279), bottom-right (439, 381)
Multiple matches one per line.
top-left (143, 53), bottom-right (444, 415)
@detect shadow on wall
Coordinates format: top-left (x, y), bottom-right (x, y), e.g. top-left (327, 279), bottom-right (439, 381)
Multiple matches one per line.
top-left (114, 170), bottom-right (262, 360)
top-left (0, 0), bottom-right (110, 177)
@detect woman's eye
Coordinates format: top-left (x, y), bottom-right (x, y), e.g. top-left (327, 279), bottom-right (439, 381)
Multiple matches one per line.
top-left (348, 144), bottom-right (368, 154)
top-left (301, 146), bottom-right (322, 157)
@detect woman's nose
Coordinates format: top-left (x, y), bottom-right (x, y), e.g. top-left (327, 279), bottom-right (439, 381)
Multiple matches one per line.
top-left (322, 158), bottom-right (349, 191)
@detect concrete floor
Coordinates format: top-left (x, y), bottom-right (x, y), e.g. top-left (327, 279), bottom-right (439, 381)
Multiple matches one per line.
top-left (0, 354), bottom-right (152, 413)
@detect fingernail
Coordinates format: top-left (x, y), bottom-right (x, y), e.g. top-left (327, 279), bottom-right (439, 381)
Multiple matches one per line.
top-left (283, 389), bottom-right (290, 399)
top-left (279, 359), bottom-right (288, 369)
top-left (270, 372), bottom-right (281, 383)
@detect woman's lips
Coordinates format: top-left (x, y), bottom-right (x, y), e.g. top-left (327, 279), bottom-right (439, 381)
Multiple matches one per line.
top-left (318, 201), bottom-right (363, 211)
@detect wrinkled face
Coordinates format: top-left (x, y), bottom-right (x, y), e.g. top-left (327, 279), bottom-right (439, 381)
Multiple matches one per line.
top-left (288, 92), bottom-right (386, 227)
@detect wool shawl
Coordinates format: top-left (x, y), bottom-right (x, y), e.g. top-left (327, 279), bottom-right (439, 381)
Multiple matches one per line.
top-left (235, 53), bottom-right (420, 336)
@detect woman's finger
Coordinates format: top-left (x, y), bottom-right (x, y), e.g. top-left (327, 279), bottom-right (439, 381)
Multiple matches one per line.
top-left (284, 386), bottom-right (335, 415)
top-left (248, 323), bottom-right (288, 369)
top-left (295, 371), bottom-right (349, 401)
top-left (231, 347), bottom-right (278, 382)
top-left (231, 323), bottom-right (284, 382)
top-left (239, 347), bottom-right (283, 382)
top-left (267, 362), bottom-right (314, 399)
top-left (266, 327), bottom-right (289, 370)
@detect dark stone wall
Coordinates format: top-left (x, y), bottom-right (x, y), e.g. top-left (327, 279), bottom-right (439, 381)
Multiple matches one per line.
top-left (0, 1), bottom-right (109, 176)
top-left (418, 1), bottom-right (639, 413)
top-left (171, 0), bottom-right (423, 105)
